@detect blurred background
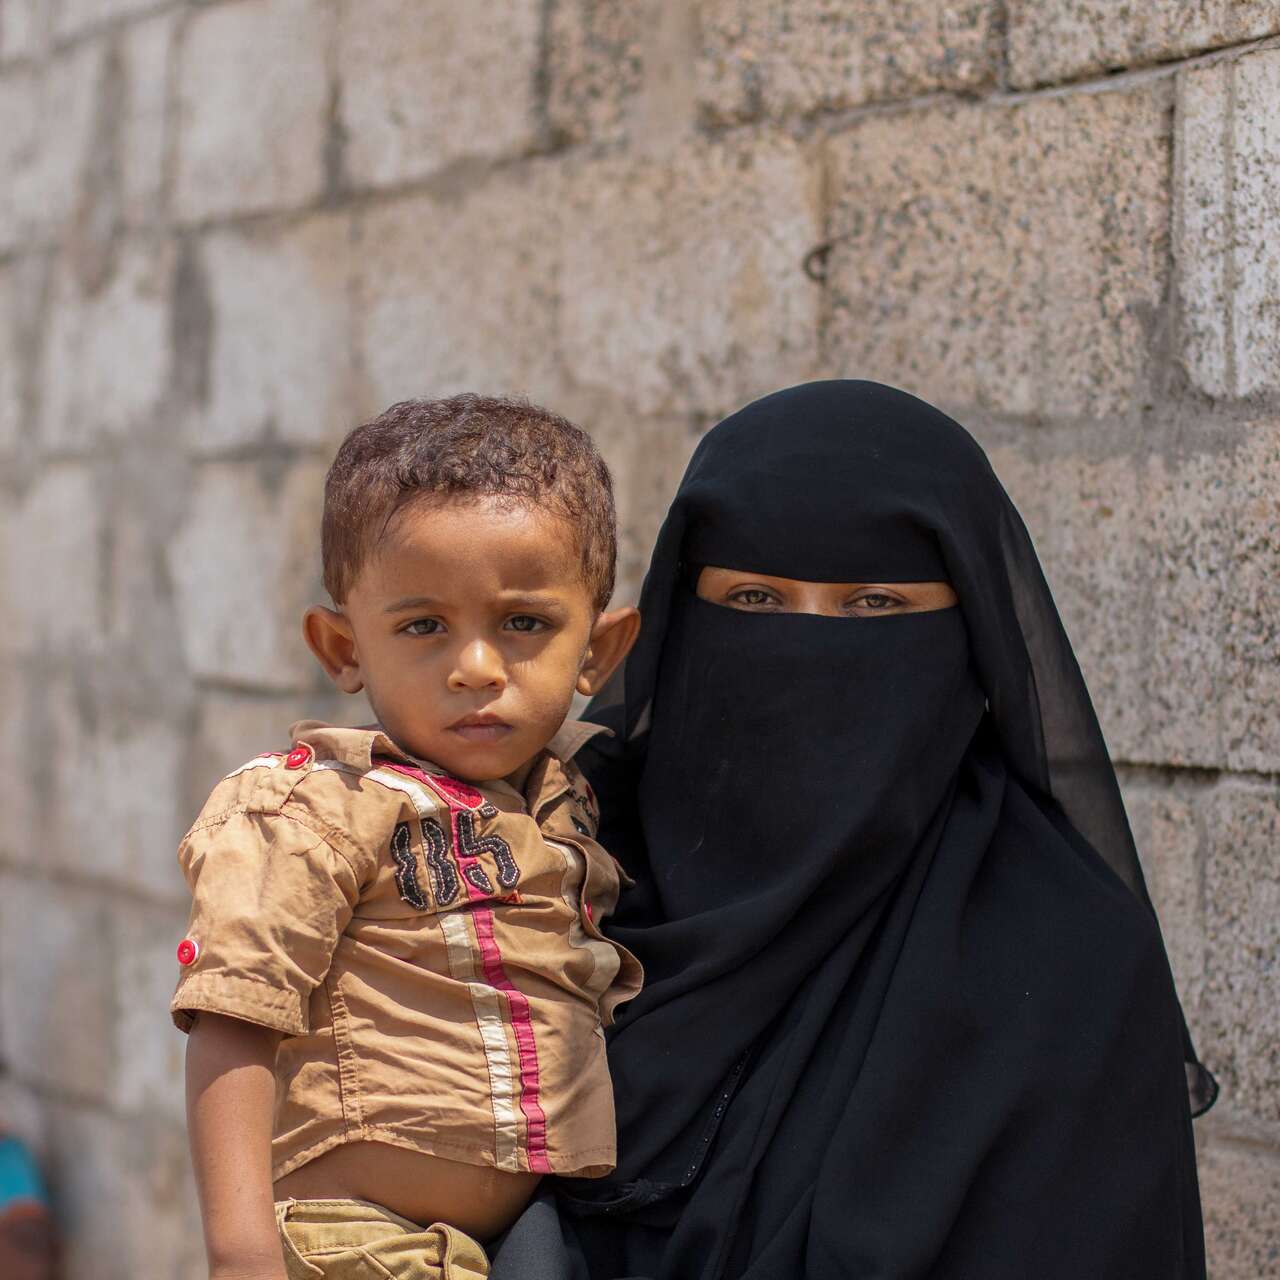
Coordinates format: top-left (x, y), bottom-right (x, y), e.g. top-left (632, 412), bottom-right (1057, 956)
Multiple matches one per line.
top-left (0, 1), bottom-right (1277, 1275)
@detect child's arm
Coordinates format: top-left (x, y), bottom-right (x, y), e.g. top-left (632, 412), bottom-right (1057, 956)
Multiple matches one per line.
top-left (186, 1013), bottom-right (285, 1280)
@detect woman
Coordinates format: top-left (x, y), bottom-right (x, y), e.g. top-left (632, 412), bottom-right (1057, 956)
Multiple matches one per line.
top-left (491, 380), bottom-right (1214, 1280)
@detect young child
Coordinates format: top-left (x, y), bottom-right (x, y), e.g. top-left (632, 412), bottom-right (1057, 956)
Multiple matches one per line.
top-left (172, 395), bottom-right (643, 1280)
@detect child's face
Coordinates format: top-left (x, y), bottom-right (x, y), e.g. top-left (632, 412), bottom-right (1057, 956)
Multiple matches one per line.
top-left (305, 496), bottom-right (635, 781)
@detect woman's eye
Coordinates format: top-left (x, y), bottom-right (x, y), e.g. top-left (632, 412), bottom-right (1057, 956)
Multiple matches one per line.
top-left (404, 618), bottom-right (444, 636)
top-left (727, 589), bottom-right (777, 608)
top-left (505, 615), bottom-right (547, 633)
top-left (854, 593), bottom-right (900, 612)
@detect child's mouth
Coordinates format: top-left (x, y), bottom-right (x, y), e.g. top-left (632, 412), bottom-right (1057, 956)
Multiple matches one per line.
top-left (448, 716), bottom-right (513, 744)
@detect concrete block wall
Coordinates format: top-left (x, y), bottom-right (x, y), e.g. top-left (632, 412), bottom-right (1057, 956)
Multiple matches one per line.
top-left (0, 3), bottom-right (1275, 1275)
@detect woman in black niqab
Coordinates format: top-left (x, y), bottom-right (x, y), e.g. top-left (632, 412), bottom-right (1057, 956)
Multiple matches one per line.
top-left (492, 380), bottom-right (1213, 1280)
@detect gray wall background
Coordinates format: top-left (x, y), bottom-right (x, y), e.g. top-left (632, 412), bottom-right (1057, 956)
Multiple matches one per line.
top-left (0, 2), bottom-right (1276, 1275)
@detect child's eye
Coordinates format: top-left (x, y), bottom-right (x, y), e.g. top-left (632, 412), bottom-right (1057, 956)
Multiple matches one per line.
top-left (726, 588), bottom-right (778, 609)
top-left (505, 615), bottom-right (547, 634)
top-left (403, 618), bottom-right (444, 636)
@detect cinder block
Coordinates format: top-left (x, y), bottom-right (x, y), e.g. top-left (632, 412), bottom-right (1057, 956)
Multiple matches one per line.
top-left (166, 460), bottom-right (327, 689)
top-left (0, 1), bottom-right (50, 62)
top-left (4, 466), bottom-right (103, 657)
top-left (0, 876), bottom-right (116, 1102)
top-left (119, 11), bottom-right (174, 228)
top-left (1176, 49), bottom-right (1280, 399)
top-left (1197, 1137), bottom-right (1280, 1279)
top-left (557, 132), bottom-right (822, 417)
top-left (40, 675), bottom-right (187, 900)
top-left (45, 1102), bottom-right (205, 1280)
top-left (1202, 782), bottom-right (1280, 1127)
top-left (1119, 778), bottom-right (1206, 1020)
top-left (983, 417), bottom-right (1280, 775)
top-left (1008, 0), bottom-right (1280, 90)
top-left (0, 663), bottom-right (37, 867)
top-left (337, 0), bottom-right (540, 189)
top-left (698, 0), bottom-right (997, 123)
top-left (192, 215), bottom-right (354, 451)
top-left (0, 257), bottom-right (37, 452)
top-left (353, 168), bottom-right (565, 409)
top-left (0, 43), bottom-right (102, 252)
top-left (824, 83), bottom-right (1171, 421)
top-left (40, 239), bottom-right (173, 448)
top-left (112, 901), bottom-right (192, 1118)
top-left (53, 0), bottom-right (159, 39)
top-left (175, 0), bottom-right (330, 221)
top-left (545, 0), bottom-right (646, 146)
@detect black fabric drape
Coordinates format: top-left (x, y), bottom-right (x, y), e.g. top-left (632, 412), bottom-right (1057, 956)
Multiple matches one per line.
top-left (492, 380), bottom-right (1212, 1280)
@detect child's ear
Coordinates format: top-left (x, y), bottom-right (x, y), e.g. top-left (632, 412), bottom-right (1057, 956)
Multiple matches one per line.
top-left (577, 606), bottom-right (641, 697)
top-left (303, 606), bottom-right (365, 694)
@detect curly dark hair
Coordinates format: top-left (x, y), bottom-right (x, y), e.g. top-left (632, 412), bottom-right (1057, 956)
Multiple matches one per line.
top-left (321, 394), bottom-right (617, 609)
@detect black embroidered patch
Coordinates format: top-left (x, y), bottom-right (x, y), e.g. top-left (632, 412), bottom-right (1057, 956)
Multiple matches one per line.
top-left (456, 809), bottom-right (520, 891)
top-left (390, 820), bottom-right (428, 910)
top-left (420, 816), bottom-right (458, 906)
top-left (479, 800), bottom-right (498, 819)
top-left (465, 862), bottom-right (495, 894)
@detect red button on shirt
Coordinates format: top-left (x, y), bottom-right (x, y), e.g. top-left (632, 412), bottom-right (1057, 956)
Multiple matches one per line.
top-left (176, 938), bottom-right (200, 966)
top-left (284, 745), bottom-right (312, 769)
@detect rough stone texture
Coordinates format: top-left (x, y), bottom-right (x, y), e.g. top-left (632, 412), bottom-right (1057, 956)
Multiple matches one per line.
top-left (558, 133), bottom-right (822, 417)
top-left (192, 215), bottom-right (354, 451)
top-left (0, 42), bottom-right (102, 252)
top-left (1202, 783), bottom-right (1280, 1127)
top-left (42, 675), bottom-right (187, 898)
top-left (0, 258), bottom-right (35, 452)
top-left (0, 877), bottom-right (117, 1102)
top-left (45, 1102), bottom-right (204, 1280)
top-left (985, 419), bottom-right (1280, 773)
top-left (354, 168), bottom-right (566, 410)
top-left (113, 900), bottom-right (193, 1119)
top-left (5, 466), bottom-right (104, 656)
top-left (175, 0), bottom-right (330, 221)
top-left (40, 239), bottom-right (173, 449)
top-left (1176, 48), bottom-right (1280, 399)
top-left (1008, 0), bottom-right (1280, 90)
top-left (119, 11), bottom-right (174, 229)
top-left (825, 84), bottom-right (1172, 422)
top-left (54, 0), bottom-right (162, 40)
top-left (698, 0), bottom-right (998, 122)
top-left (0, 1), bottom-right (50, 62)
top-left (1118, 778), bottom-right (1206, 1017)
top-left (1197, 1138), bottom-right (1280, 1278)
top-left (337, 0), bottom-right (541, 188)
top-left (166, 461), bottom-right (327, 689)
top-left (1, 5), bottom-right (1278, 1273)
top-left (546, 0), bottom-right (647, 146)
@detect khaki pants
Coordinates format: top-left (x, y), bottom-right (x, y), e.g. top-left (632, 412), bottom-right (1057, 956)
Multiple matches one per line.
top-left (275, 1199), bottom-right (489, 1280)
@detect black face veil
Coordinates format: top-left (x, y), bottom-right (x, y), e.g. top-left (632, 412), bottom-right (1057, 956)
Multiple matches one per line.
top-left (554, 382), bottom-right (1213, 1280)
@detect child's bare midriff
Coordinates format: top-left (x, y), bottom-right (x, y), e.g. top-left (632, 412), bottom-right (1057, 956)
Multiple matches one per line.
top-left (274, 1140), bottom-right (541, 1241)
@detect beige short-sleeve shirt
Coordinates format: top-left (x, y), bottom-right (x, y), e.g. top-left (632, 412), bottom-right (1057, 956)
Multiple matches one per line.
top-left (171, 720), bottom-right (642, 1180)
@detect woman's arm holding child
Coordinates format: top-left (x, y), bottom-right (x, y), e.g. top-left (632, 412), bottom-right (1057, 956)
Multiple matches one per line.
top-left (186, 1013), bottom-right (285, 1280)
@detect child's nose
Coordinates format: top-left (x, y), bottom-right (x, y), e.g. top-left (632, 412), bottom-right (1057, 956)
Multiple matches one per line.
top-left (448, 638), bottom-right (507, 691)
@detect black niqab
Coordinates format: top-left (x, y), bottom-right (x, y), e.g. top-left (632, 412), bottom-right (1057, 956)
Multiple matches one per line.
top-left (500, 382), bottom-right (1212, 1280)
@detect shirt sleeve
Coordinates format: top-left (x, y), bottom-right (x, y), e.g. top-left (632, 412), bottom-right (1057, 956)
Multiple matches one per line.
top-left (170, 808), bottom-right (362, 1037)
